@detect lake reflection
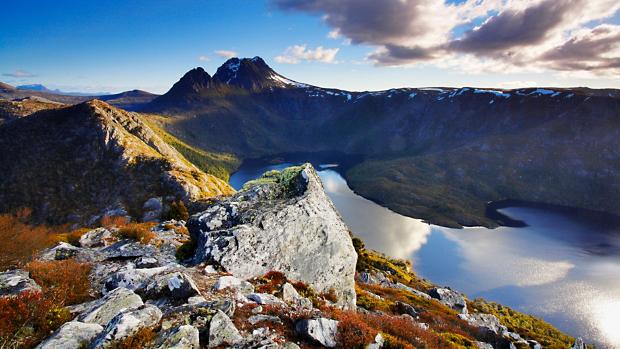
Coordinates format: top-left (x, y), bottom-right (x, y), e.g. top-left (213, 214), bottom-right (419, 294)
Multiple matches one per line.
top-left (230, 162), bottom-right (620, 348)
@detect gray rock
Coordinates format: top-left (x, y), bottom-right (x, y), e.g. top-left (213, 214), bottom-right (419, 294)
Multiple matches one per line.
top-left (213, 275), bottom-right (255, 295)
top-left (135, 256), bottom-right (159, 268)
top-left (282, 283), bottom-right (312, 309)
top-left (102, 239), bottom-right (155, 259)
top-left (458, 313), bottom-right (506, 335)
top-left (189, 164), bottom-right (357, 308)
top-left (208, 309), bottom-right (243, 348)
top-left (91, 304), bottom-right (162, 349)
top-left (393, 282), bottom-right (431, 300)
top-left (78, 287), bottom-right (144, 326)
top-left (137, 271), bottom-right (201, 300)
top-left (204, 265), bottom-right (218, 274)
top-left (154, 324), bottom-right (200, 349)
top-left (527, 340), bottom-right (542, 349)
top-left (247, 293), bottom-right (285, 307)
top-left (35, 321), bottom-right (103, 349)
top-left (0, 269), bottom-right (41, 296)
top-left (39, 242), bottom-right (100, 262)
top-left (248, 314), bottom-right (282, 325)
top-left (102, 268), bottom-right (146, 294)
top-left (296, 318), bottom-right (339, 348)
top-left (367, 332), bottom-right (385, 349)
top-left (142, 197), bottom-right (163, 223)
top-left (570, 337), bottom-right (586, 349)
top-left (395, 301), bottom-right (427, 318)
top-left (474, 341), bottom-right (494, 349)
top-left (429, 287), bottom-right (467, 314)
top-left (79, 228), bottom-right (112, 248)
top-left (188, 296), bottom-right (207, 305)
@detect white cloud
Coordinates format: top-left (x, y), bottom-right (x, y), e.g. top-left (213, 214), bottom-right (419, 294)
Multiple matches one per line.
top-left (214, 50), bottom-right (237, 59)
top-left (3, 70), bottom-right (37, 78)
top-left (275, 45), bottom-right (339, 64)
top-left (270, 0), bottom-right (620, 77)
top-left (198, 56), bottom-right (211, 61)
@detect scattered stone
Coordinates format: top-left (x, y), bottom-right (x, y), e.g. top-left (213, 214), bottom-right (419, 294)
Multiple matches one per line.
top-left (251, 305), bottom-right (263, 314)
top-left (248, 314), bottom-right (282, 325)
top-left (102, 239), bottom-right (155, 259)
top-left (137, 271), bottom-right (201, 300)
top-left (208, 310), bottom-right (243, 348)
top-left (153, 324), bottom-right (200, 349)
top-left (188, 296), bottom-right (207, 305)
top-left (395, 301), bottom-right (427, 318)
top-left (458, 313), bottom-right (506, 335)
top-left (79, 228), bottom-right (113, 248)
top-left (39, 242), bottom-right (100, 262)
top-left (135, 256), bottom-right (159, 268)
top-left (247, 293), bottom-right (285, 307)
top-left (296, 318), bottom-right (339, 348)
top-left (34, 321), bottom-right (103, 349)
top-left (393, 282), bottom-right (431, 300)
top-left (142, 197), bottom-right (163, 223)
top-left (204, 265), bottom-right (218, 274)
top-left (0, 269), bottom-right (41, 296)
top-left (213, 275), bottom-right (255, 295)
top-left (91, 304), bottom-right (163, 348)
top-left (103, 268), bottom-right (146, 294)
top-left (78, 287), bottom-right (144, 326)
top-left (570, 337), bottom-right (586, 349)
top-left (282, 283), bottom-right (312, 309)
top-left (367, 332), bottom-right (385, 349)
top-left (429, 287), bottom-right (467, 314)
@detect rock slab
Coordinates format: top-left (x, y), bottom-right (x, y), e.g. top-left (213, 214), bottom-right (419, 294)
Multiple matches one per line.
top-left (296, 318), bottom-right (339, 348)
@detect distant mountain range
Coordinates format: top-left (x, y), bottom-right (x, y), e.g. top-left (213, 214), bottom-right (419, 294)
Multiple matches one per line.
top-left (16, 83), bottom-right (111, 96)
top-left (140, 57), bottom-right (620, 227)
top-left (1, 58), bottom-right (619, 227)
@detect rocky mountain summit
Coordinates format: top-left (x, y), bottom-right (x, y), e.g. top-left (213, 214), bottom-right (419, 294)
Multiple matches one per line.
top-left (0, 164), bottom-right (586, 348)
top-left (139, 57), bottom-right (620, 227)
top-left (0, 100), bottom-right (233, 225)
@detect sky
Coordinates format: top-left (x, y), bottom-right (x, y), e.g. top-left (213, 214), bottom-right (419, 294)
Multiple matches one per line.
top-left (2, 0), bottom-right (620, 94)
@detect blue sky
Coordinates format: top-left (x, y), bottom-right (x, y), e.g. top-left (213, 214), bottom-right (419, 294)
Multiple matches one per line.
top-left (2, 0), bottom-right (620, 94)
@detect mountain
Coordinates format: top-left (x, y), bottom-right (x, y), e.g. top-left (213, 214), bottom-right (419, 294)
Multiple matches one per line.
top-left (0, 100), bottom-right (234, 224)
top-left (140, 57), bottom-right (620, 227)
top-left (0, 85), bottom-right (159, 111)
top-left (16, 84), bottom-right (110, 96)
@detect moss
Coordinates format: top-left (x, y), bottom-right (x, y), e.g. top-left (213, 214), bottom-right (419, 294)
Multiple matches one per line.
top-left (175, 240), bottom-right (198, 261)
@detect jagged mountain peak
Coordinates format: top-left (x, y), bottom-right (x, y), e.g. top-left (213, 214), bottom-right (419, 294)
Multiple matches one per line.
top-left (213, 56), bottom-right (294, 91)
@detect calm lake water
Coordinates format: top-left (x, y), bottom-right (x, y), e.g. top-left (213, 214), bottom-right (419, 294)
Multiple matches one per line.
top-left (230, 157), bottom-right (620, 348)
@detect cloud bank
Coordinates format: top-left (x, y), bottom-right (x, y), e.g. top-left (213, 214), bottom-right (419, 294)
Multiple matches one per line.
top-left (269, 0), bottom-right (620, 76)
top-left (275, 45), bottom-right (339, 64)
top-left (3, 70), bottom-right (38, 78)
top-left (215, 50), bottom-right (238, 59)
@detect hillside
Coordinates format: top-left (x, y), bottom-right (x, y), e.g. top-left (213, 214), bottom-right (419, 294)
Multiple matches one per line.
top-left (0, 100), bottom-right (234, 225)
top-left (140, 57), bottom-right (620, 227)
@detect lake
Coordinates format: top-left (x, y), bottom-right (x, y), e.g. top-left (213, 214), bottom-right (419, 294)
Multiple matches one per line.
top-left (229, 156), bottom-right (620, 348)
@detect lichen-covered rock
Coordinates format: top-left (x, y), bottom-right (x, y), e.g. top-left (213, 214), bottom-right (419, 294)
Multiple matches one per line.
top-left (188, 164), bottom-right (357, 308)
top-left (137, 271), bottom-right (201, 300)
top-left (208, 310), bottom-right (243, 348)
top-left (429, 287), bottom-right (467, 314)
top-left (282, 282), bottom-right (312, 309)
top-left (295, 318), bottom-right (339, 348)
top-left (154, 324), bottom-right (200, 349)
top-left (213, 275), bottom-right (255, 295)
top-left (91, 304), bottom-right (162, 349)
top-left (102, 239), bottom-right (155, 259)
top-left (39, 242), bottom-right (101, 262)
top-left (78, 287), bottom-right (144, 326)
top-left (458, 313), bottom-right (506, 335)
top-left (248, 314), bottom-right (282, 325)
top-left (247, 293), bottom-right (286, 307)
top-left (0, 269), bottom-right (41, 296)
top-left (135, 256), bottom-right (159, 268)
top-left (34, 321), bottom-right (103, 349)
top-left (79, 228), bottom-right (112, 248)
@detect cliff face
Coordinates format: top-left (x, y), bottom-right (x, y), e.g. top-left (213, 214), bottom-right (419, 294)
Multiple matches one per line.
top-left (0, 100), bottom-right (234, 224)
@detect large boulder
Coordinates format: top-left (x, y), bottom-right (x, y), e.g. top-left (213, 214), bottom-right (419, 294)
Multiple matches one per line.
top-left (208, 310), bottom-right (243, 348)
top-left (91, 304), bottom-right (162, 348)
top-left (429, 287), bottom-right (468, 314)
top-left (34, 321), bottom-right (103, 349)
top-left (458, 313), bottom-right (506, 335)
top-left (78, 287), bottom-right (144, 326)
top-left (187, 164), bottom-right (357, 308)
top-left (296, 318), bottom-right (339, 348)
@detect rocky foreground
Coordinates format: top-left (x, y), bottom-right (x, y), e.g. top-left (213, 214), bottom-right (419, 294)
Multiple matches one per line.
top-left (0, 164), bottom-right (587, 349)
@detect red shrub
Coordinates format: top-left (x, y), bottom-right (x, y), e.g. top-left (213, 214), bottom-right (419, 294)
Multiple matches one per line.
top-left (26, 259), bottom-right (93, 306)
top-left (334, 310), bottom-right (376, 349)
top-left (100, 215), bottom-right (129, 229)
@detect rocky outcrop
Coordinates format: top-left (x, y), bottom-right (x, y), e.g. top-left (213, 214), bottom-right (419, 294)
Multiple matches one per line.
top-left (35, 322), bottom-right (103, 349)
top-left (429, 287), bottom-right (468, 314)
top-left (91, 304), bottom-right (163, 348)
top-left (0, 269), bottom-right (41, 296)
top-left (187, 164), bottom-right (357, 309)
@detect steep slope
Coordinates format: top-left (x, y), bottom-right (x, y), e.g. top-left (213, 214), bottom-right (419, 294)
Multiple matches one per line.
top-left (141, 58), bottom-right (620, 227)
top-left (0, 100), bottom-right (234, 224)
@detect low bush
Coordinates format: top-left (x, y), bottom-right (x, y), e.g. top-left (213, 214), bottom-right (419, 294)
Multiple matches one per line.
top-left (0, 208), bottom-right (59, 272)
top-left (164, 201), bottom-right (189, 221)
top-left (335, 310), bottom-right (376, 348)
top-left (55, 228), bottom-right (90, 246)
top-left (115, 222), bottom-right (156, 245)
top-left (175, 240), bottom-right (197, 261)
top-left (108, 327), bottom-right (156, 349)
top-left (0, 290), bottom-right (72, 348)
top-left (100, 215), bottom-right (129, 229)
top-left (26, 259), bottom-right (93, 306)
